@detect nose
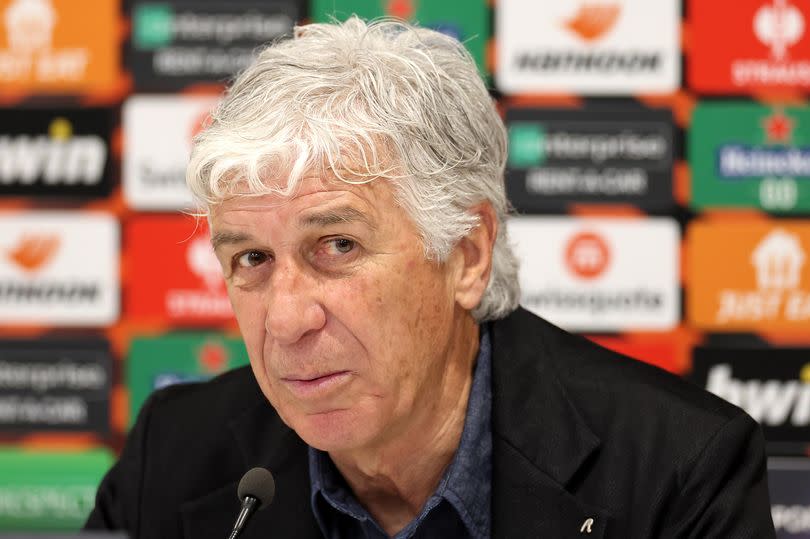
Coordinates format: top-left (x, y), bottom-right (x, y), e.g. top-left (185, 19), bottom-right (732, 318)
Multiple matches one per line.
top-left (264, 259), bottom-right (326, 344)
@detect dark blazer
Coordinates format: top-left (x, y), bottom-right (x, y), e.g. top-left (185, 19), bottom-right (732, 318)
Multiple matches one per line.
top-left (85, 308), bottom-right (776, 538)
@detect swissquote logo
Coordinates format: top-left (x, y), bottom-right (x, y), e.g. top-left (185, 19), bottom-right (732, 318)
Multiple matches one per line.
top-left (716, 228), bottom-right (810, 323)
top-left (496, 0), bottom-right (679, 94)
top-left (0, 212), bottom-right (118, 326)
top-left (565, 232), bottom-right (610, 279)
top-left (706, 362), bottom-right (810, 428)
top-left (165, 235), bottom-right (231, 319)
top-left (734, 0), bottom-right (810, 87)
top-left (510, 217), bottom-right (679, 331)
top-left (0, 115), bottom-right (107, 188)
top-left (124, 95), bottom-right (218, 210)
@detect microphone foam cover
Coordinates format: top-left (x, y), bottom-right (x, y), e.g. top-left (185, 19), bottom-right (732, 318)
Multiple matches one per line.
top-left (237, 467), bottom-right (276, 509)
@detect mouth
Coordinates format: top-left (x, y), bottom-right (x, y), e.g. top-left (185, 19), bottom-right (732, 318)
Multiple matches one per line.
top-left (281, 370), bottom-right (352, 399)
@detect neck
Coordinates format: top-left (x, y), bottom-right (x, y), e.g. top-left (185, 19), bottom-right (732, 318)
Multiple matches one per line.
top-left (329, 315), bottom-right (480, 536)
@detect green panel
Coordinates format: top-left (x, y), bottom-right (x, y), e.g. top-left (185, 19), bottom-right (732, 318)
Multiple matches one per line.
top-left (690, 102), bottom-right (810, 213)
top-left (311, 0), bottom-right (490, 75)
top-left (127, 333), bottom-right (250, 427)
top-left (132, 3), bottom-right (174, 50)
top-left (508, 123), bottom-right (546, 168)
top-left (0, 449), bottom-right (114, 531)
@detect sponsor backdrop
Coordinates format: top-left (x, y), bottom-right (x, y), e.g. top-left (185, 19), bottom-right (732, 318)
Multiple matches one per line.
top-left (0, 0), bottom-right (808, 531)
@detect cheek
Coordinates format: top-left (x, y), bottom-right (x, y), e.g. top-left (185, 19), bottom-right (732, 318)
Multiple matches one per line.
top-left (227, 288), bottom-right (268, 361)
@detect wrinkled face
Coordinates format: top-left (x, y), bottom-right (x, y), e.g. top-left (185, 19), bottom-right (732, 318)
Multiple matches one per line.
top-left (209, 176), bottom-right (465, 452)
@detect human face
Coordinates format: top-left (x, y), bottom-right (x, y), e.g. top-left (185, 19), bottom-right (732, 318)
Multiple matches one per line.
top-left (209, 176), bottom-right (471, 452)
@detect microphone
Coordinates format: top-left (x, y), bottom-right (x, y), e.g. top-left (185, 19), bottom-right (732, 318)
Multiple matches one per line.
top-left (227, 467), bottom-right (276, 539)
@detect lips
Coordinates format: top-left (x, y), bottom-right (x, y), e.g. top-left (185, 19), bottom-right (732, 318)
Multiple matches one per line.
top-left (281, 370), bottom-right (352, 399)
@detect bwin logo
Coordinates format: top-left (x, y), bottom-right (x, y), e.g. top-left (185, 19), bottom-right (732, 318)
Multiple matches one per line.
top-left (706, 364), bottom-right (810, 426)
top-left (0, 118), bottom-right (106, 186)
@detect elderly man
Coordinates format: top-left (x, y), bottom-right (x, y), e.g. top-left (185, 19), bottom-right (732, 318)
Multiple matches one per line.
top-left (85, 17), bottom-right (775, 539)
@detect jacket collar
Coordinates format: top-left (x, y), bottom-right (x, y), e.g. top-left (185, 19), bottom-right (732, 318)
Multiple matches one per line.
top-left (490, 307), bottom-right (610, 537)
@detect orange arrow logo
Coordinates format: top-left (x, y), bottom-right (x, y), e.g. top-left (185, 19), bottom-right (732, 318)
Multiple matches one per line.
top-left (7, 233), bottom-right (60, 273)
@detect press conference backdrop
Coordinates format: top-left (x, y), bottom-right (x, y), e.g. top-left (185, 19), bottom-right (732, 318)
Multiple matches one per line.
top-left (0, 0), bottom-right (808, 535)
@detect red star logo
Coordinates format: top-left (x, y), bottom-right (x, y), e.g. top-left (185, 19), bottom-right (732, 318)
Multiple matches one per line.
top-left (762, 111), bottom-right (795, 143)
top-left (386, 0), bottom-right (415, 19)
top-left (198, 342), bottom-right (228, 373)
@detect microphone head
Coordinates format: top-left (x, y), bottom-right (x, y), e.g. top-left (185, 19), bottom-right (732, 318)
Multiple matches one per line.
top-left (237, 467), bottom-right (276, 509)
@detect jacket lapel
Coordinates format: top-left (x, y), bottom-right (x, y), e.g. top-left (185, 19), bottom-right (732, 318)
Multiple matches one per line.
top-left (491, 309), bottom-right (611, 538)
top-left (180, 394), bottom-right (321, 539)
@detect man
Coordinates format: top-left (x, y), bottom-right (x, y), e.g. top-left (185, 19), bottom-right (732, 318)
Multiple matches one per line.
top-left (85, 17), bottom-right (775, 538)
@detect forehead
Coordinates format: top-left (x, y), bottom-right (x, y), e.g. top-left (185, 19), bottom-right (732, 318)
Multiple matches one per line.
top-left (207, 175), bottom-right (403, 231)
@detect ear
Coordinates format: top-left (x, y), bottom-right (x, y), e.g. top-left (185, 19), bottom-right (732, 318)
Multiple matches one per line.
top-left (452, 202), bottom-right (498, 312)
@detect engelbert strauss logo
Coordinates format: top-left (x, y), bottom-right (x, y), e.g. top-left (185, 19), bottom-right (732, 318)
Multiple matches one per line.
top-left (164, 235), bottom-right (232, 319)
top-left (754, 0), bottom-right (805, 61)
top-left (716, 228), bottom-right (810, 323)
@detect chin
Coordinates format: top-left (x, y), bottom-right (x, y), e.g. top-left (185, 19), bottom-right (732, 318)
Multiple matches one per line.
top-left (289, 407), bottom-right (378, 452)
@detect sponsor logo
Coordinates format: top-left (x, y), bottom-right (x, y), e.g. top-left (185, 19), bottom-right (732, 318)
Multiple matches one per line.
top-left (126, 216), bottom-right (233, 324)
top-left (0, 449), bottom-right (113, 530)
top-left (690, 0), bottom-right (810, 92)
top-left (165, 235), bottom-right (230, 319)
top-left (693, 350), bottom-right (810, 449)
top-left (506, 107), bottom-right (674, 211)
top-left (0, 212), bottom-right (118, 326)
top-left (565, 232), bottom-right (610, 279)
top-left (130, 1), bottom-right (298, 90)
top-left (564, 1), bottom-right (621, 42)
top-left (768, 458), bottom-right (810, 536)
top-left (688, 222), bottom-right (810, 330)
top-left (0, 108), bottom-right (112, 197)
top-left (0, 340), bottom-right (111, 433)
top-left (690, 103), bottom-right (810, 212)
top-left (0, 0), bottom-right (117, 92)
top-left (511, 217), bottom-right (679, 331)
top-left (124, 95), bottom-right (217, 210)
top-left (497, 0), bottom-right (679, 94)
top-left (735, 0), bottom-right (810, 86)
top-left (6, 234), bottom-right (59, 273)
top-left (127, 333), bottom-right (249, 421)
top-left (706, 363), bottom-right (810, 427)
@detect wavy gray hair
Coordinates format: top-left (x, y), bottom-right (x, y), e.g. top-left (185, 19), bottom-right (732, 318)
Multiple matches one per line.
top-left (187, 16), bottom-right (520, 321)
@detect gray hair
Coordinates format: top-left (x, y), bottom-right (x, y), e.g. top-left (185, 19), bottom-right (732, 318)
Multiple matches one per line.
top-left (186, 16), bottom-right (520, 321)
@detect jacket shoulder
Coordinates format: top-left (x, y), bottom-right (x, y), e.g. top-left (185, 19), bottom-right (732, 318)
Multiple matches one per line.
top-left (498, 308), bottom-right (752, 458)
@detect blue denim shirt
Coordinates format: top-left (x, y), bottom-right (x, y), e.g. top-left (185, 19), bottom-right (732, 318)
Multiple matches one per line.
top-left (308, 327), bottom-right (492, 539)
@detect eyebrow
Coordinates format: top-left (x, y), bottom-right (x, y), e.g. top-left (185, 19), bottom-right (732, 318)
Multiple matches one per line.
top-left (210, 230), bottom-right (255, 251)
top-left (298, 206), bottom-right (375, 230)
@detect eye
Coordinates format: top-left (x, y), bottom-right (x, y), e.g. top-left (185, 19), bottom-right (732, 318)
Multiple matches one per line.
top-left (236, 250), bottom-right (269, 268)
top-left (330, 238), bottom-right (355, 254)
